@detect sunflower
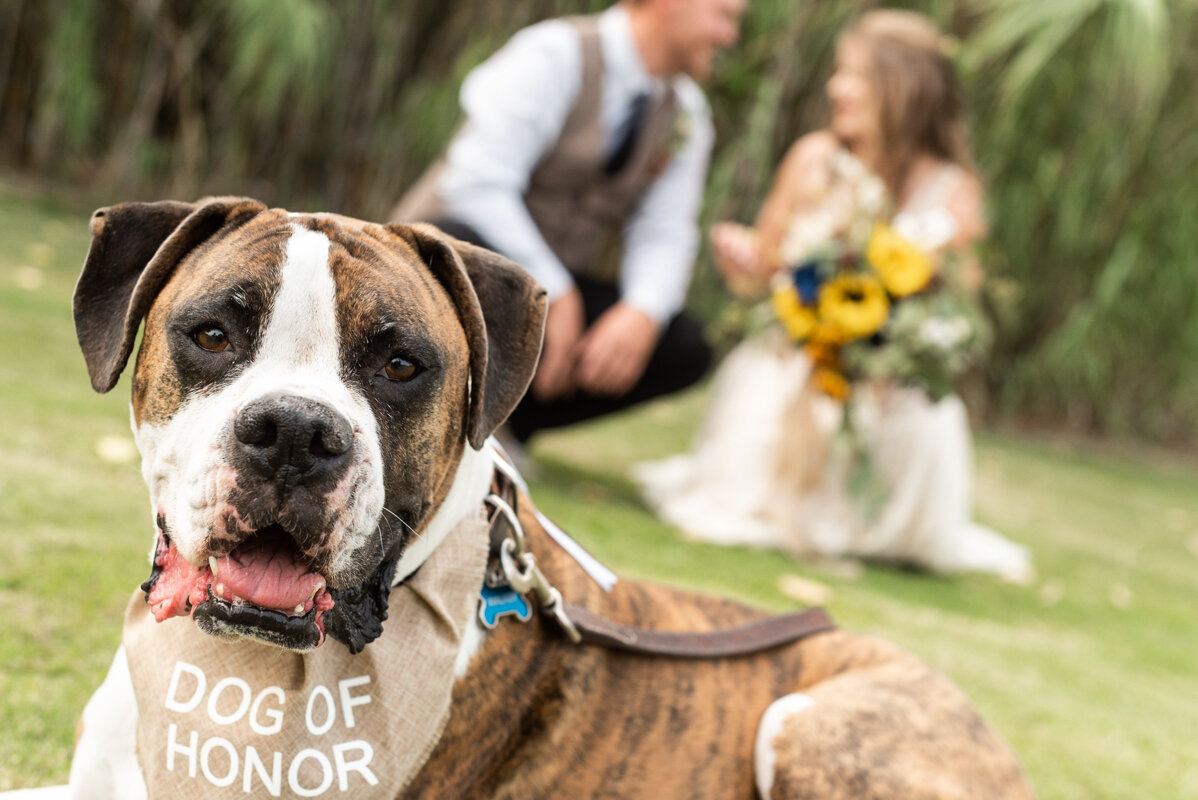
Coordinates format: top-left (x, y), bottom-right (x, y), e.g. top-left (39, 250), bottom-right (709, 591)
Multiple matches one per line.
top-left (866, 224), bottom-right (934, 297)
top-left (813, 366), bottom-right (851, 401)
top-left (816, 273), bottom-right (890, 341)
top-left (810, 321), bottom-right (851, 346)
top-left (771, 284), bottom-right (817, 341)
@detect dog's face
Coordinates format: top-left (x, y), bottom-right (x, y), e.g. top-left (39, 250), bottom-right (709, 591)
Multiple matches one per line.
top-left (74, 199), bottom-right (545, 653)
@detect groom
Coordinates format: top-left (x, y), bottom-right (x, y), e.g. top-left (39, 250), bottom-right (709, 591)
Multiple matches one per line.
top-left (393, 0), bottom-right (745, 443)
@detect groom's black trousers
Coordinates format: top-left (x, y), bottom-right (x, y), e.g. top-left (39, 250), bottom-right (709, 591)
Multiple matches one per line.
top-left (426, 219), bottom-right (712, 442)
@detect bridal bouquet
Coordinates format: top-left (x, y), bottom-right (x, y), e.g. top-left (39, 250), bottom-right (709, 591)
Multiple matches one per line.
top-left (769, 165), bottom-right (990, 402)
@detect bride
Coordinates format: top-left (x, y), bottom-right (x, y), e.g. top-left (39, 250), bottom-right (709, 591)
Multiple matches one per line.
top-left (637, 10), bottom-right (1032, 581)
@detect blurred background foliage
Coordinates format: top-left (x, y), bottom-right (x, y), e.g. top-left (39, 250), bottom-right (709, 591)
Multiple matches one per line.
top-left (0, 0), bottom-right (1193, 443)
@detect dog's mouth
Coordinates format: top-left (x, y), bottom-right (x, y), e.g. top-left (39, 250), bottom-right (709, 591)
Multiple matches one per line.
top-left (142, 523), bottom-right (336, 650)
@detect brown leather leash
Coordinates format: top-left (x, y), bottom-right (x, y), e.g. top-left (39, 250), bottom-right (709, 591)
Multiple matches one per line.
top-left (564, 603), bottom-right (836, 659)
top-left (482, 462), bottom-right (837, 659)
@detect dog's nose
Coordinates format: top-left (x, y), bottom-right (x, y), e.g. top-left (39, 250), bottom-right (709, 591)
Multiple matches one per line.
top-left (234, 394), bottom-right (353, 484)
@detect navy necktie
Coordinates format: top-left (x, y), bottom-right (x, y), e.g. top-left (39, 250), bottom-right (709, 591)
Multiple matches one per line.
top-left (605, 91), bottom-right (650, 175)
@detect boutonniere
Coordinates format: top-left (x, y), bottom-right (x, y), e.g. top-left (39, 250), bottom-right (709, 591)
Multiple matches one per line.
top-left (648, 107), bottom-right (692, 178)
top-left (668, 108), bottom-right (693, 157)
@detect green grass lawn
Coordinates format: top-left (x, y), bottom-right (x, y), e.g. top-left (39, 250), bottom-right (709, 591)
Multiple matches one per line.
top-left (1, 183), bottom-right (1196, 797)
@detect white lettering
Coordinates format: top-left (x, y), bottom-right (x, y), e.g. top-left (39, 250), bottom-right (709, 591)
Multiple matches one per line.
top-left (337, 676), bottom-right (372, 729)
top-left (288, 748), bottom-right (334, 798)
top-left (207, 676), bottom-right (252, 725)
top-left (333, 740), bottom-right (378, 791)
top-left (243, 744), bottom-right (283, 797)
top-left (164, 661), bottom-right (206, 713)
top-left (250, 686), bottom-right (286, 735)
top-left (199, 736), bottom-right (238, 787)
top-left (165, 723), bottom-right (197, 778)
top-left (305, 685), bottom-right (336, 736)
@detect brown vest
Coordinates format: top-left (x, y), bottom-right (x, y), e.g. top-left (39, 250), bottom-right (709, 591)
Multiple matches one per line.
top-left (392, 15), bottom-right (680, 280)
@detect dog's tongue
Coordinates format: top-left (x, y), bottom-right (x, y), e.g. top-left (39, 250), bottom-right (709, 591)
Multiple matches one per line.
top-left (145, 527), bottom-right (328, 623)
top-left (216, 531), bottom-right (326, 612)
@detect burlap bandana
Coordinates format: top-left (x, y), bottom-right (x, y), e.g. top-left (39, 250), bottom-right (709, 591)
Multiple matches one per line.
top-left (122, 513), bottom-right (490, 799)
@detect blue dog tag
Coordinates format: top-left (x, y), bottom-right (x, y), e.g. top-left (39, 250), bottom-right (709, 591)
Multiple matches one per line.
top-left (478, 583), bottom-right (532, 628)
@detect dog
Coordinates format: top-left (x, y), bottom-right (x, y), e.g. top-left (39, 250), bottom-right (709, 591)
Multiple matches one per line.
top-left (44, 198), bottom-right (1032, 799)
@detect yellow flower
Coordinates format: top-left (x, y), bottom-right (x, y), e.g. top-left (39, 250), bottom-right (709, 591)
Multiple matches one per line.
top-left (771, 285), bottom-right (817, 341)
top-left (804, 340), bottom-right (840, 368)
top-left (817, 273), bottom-right (890, 341)
top-left (867, 224), bottom-right (935, 297)
top-left (810, 322), bottom-right (850, 346)
top-left (814, 367), bottom-right (851, 401)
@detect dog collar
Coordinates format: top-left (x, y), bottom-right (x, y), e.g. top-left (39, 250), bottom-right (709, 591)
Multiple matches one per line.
top-left (476, 453), bottom-right (838, 658)
top-left (477, 455), bottom-right (581, 640)
top-left (488, 439), bottom-right (619, 591)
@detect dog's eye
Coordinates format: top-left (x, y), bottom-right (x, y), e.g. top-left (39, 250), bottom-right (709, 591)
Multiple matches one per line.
top-left (194, 327), bottom-right (230, 352)
top-left (381, 356), bottom-right (420, 382)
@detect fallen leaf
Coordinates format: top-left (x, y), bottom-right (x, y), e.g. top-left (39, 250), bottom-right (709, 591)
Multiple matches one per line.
top-left (26, 241), bottom-right (54, 267)
top-left (1038, 579), bottom-right (1066, 607)
top-left (777, 573), bottom-right (833, 606)
top-left (1165, 507), bottom-right (1191, 534)
top-left (13, 266), bottom-right (43, 291)
top-left (1108, 583), bottom-right (1134, 611)
top-left (95, 435), bottom-right (139, 464)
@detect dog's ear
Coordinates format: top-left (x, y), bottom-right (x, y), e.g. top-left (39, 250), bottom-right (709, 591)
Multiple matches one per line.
top-left (387, 223), bottom-right (547, 449)
top-left (74, 197), bottom-right (267, 393)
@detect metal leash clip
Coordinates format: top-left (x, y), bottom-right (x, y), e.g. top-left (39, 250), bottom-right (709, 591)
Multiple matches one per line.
top-left (486, 493), bottom-right (582, 643)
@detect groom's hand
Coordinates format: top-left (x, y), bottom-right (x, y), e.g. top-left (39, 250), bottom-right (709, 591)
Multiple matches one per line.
top-left (532, 287), bottom-right (585, 401)
top-left (574, 302), bottom-right (659, 396)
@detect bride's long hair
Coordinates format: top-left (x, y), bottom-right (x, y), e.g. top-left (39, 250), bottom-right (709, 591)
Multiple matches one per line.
top-left (841, 10), bottom-right (976, 197)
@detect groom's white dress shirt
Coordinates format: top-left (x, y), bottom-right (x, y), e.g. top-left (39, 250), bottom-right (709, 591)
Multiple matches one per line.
top-left (436, 5), bottom-right (715, 324)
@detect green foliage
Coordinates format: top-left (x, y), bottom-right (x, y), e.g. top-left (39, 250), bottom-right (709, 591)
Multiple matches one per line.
top-left (34, 0), bottom-right (102, 161)
top-left (216, 0), bottom-right (338, 120)
top-left (0, 0), bottom-right (1193, 441)
top-left (964, 0), bottom-right (1198, 439)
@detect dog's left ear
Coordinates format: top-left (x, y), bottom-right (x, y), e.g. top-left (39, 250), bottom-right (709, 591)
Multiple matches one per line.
top-left (74, 197), bottom-right (267, 392)
top-left (387, 223), bottom-right (547, 449)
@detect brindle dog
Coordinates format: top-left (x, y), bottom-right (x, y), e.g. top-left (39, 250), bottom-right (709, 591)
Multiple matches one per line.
top-left (55, 198), bottom-right (1033, 800)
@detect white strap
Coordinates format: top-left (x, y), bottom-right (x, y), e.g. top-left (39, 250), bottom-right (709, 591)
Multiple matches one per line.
top-left (488, 438), bottom-right (619, 592)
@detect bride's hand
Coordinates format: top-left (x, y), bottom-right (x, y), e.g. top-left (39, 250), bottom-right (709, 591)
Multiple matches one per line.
top-left (710, 223), bottom-right (772, 297)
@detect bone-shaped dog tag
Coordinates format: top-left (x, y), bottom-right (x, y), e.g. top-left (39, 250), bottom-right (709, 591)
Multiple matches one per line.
top-left (478, 583), bottom-right (533, 628)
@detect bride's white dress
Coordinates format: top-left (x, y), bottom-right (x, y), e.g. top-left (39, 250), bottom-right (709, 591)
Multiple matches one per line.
top-left (637, 160), bottom-right (1032, 580)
